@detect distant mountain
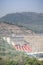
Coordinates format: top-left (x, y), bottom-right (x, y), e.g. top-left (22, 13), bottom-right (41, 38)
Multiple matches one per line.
top-left (0, 12), bottom-right (43, 33)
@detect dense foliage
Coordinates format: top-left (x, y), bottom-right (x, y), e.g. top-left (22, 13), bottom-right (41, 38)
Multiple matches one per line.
top-left (0, 55), bottom-right (43, 65)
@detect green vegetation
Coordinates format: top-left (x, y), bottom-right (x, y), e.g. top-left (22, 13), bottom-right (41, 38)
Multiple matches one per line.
top-left (0, 55), bottom-right (43, 65)
top-left (0, 12), bottom-right (43, 33)
top-left (0, 37), bottom-right (43, 65)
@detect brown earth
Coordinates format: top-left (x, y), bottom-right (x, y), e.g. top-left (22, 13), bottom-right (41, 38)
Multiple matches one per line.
top-left (0, 23), bottom-right (43, 53)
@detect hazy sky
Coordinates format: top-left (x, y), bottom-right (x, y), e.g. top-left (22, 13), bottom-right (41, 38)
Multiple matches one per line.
top-left (0, 0), bottom-right (43, 17)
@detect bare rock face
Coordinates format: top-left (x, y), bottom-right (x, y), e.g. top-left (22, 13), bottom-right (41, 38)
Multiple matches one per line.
top-left (0, 22), bottom-right (43, 53)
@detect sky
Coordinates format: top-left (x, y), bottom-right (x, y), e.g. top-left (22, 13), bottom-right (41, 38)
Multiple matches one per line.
top-left (0, 0), bottom-right (43, 17)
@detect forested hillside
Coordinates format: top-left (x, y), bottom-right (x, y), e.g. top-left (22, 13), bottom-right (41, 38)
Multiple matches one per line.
top-left (0, 12), bottom-right (43, 33)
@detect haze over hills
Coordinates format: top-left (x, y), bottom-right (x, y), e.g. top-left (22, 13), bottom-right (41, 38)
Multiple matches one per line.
top-left (0, 12), bottom-right (43, 33)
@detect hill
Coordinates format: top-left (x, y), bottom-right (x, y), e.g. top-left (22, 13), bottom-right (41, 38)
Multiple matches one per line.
top-left (0, 12), bottom-right (43, 33)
